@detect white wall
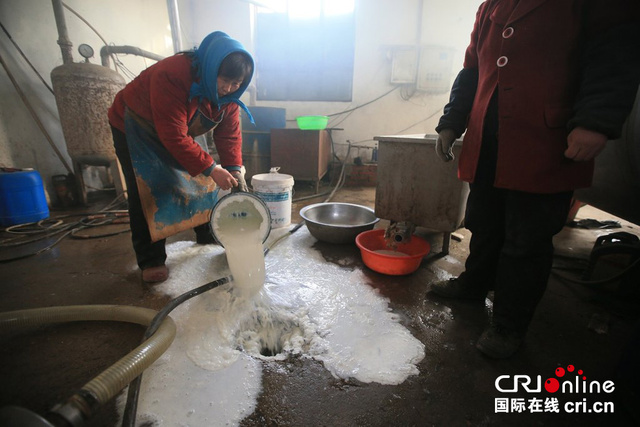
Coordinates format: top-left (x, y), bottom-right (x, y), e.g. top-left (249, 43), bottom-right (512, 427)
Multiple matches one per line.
top-left (0, 0), bottom-right (481, 200)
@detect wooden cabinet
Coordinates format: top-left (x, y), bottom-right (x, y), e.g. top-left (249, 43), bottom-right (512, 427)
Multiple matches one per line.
top-left (270, 129), bottom-right (331, 192)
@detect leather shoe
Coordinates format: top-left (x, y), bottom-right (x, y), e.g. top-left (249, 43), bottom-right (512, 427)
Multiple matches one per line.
top-left (142, 265), bottom-right (169, 283)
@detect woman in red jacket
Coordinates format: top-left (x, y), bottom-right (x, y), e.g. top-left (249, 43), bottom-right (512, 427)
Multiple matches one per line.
top-left (429, 1), bottom-right (640, 358)
top-left (108, 31), bottom-right (254, 283)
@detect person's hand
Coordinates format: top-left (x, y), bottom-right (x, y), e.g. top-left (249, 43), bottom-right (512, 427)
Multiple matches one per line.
top-left (564, 127), bottom-right (608, 162)
top-left (435, 129), bottom-right (457, 162)
top-left (210, 165), bottom-right (237, 191)
top-left (230, 170), bottom-right (248, 193)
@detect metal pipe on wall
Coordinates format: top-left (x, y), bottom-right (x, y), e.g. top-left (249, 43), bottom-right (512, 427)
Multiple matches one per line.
top-left (100, 45), bottom-right (165, 68)
top-left (166, 0), bottom-right (183, 53)
top-left (416, 0), bottom-right (424, 45)
top-left (51, 0), bottom-right (73, 64)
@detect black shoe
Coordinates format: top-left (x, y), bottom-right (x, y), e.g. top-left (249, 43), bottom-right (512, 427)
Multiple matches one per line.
top-left (476, 324), bottom-right (523, 358)
top-left (429, 277), bottom-right (486, 301)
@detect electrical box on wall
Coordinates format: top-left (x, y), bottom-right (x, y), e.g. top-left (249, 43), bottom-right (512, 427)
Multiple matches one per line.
top-left (416, 46), bottom-right (457, 94)
top-left (390, 47), bottom-right (419, 84)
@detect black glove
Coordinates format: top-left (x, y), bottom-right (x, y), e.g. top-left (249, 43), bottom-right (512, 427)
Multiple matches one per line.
top-left (230, 170), bottom-right (248, 193)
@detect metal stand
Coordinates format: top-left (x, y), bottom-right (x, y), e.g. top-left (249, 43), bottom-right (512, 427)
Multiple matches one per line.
top-left (73, 157), bottom-right (127, 205)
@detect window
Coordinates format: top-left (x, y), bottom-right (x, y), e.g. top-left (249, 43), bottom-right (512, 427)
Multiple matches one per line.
top-left (255, 0), bottom-right (356, 102)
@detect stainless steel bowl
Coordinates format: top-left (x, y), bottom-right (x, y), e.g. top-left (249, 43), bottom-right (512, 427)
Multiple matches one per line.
top-left (299, 202), bottom-right (380, 244)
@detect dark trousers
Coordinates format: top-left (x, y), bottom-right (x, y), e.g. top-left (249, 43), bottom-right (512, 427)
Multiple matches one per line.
top-left (461, 182), bottom-right (572, 333)
top-left (460, 89), bottom-right (573, 333)
top-left (112, 126), bottom-right (211, 270)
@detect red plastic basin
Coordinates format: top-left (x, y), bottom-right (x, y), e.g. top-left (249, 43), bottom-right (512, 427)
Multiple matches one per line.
top-left (355, 229), bottom-right (430, 275)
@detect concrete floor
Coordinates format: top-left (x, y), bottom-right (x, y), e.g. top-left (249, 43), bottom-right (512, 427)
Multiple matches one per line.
top-left (1, 182), bottom-right (639, 427)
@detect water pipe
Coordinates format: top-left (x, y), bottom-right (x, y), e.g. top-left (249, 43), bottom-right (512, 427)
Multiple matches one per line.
top-left (0, 305), bottom-right (176, 427)
top-left (166, 0), bottom-right (183, 53)
top-left (100, 46), bottom-right (165, 69)
top-left (51, 0), bottom-right (73, 64)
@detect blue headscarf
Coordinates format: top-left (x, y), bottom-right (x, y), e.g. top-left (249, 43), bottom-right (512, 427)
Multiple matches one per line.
top-left (189, 31), bottom-right (254, 123)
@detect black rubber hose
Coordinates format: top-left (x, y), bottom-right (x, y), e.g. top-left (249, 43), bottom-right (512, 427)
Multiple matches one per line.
top-left (121, 275), bottom-right (231, 427)
top-left (123, 221), bottom-right (307, 426)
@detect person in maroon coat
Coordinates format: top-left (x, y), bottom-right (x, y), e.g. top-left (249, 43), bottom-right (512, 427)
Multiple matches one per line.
top-left (430, 0), bottom-right (640, 358)
top-left (109, 32), bottom-right (254, 283)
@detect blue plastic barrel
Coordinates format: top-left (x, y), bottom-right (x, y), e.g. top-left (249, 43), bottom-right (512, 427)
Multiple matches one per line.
top-left (0, 170), bottom-right (50, 227)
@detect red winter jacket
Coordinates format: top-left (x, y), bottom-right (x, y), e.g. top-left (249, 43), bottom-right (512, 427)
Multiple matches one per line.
top-left (108, 54), bottom-right (243, 176)
top-left (438, 0), bottom-right (640, 193)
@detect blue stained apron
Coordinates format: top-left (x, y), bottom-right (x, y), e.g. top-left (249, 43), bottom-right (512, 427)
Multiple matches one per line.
top-left (124, 109), bottom-right (222, 242)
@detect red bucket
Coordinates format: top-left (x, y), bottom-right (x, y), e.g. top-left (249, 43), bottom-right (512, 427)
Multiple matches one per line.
top-left (355, 229), bottom-right (430, 275)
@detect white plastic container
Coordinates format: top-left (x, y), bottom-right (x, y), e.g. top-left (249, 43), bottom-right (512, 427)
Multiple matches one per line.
top-left (251, 167), bottom-right (295, 228)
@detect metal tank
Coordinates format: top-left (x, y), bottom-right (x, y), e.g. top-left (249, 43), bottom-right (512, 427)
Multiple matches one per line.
top-left (50, 61), bottom-right (125, 204)
top-left (51, 62), bottom-right (125, 164)
top-left (373, 134), bottom-right (469, 255)
top-left (50, 0), bottom-right (127, 204)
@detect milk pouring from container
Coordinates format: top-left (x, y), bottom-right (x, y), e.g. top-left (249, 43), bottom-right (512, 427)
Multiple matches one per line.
top-left (210, 192), bottom-right (272, 296)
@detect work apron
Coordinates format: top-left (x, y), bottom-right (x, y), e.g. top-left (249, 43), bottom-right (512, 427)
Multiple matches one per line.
top-left (124, 108), bottom-right (223, 242)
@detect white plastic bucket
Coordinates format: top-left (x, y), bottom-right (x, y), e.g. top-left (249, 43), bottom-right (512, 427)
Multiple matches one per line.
top-left (251, 167), bottom-right (294, 228)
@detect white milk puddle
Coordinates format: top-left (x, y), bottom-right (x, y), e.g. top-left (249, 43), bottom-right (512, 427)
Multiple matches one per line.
top-left (122, 227), bottom-right (425, 426)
